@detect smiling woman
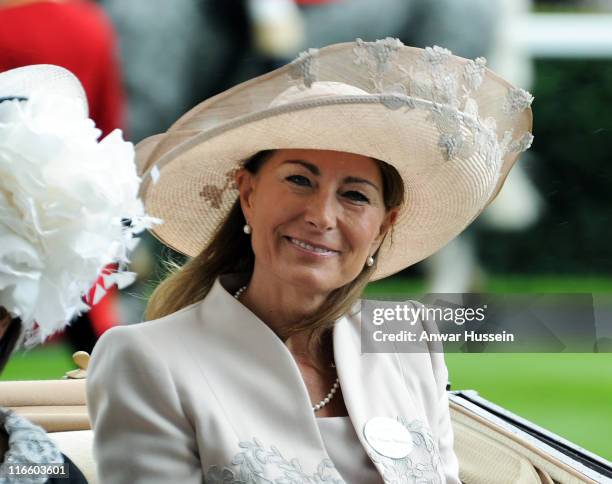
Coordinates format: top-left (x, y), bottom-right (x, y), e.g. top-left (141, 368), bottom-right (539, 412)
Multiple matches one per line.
top-left (86, 38), bottom-right (533, 484)
top-left (145, 148), bottom-right (403, 365)
top-left (238, 150), bottom-right (399, 291)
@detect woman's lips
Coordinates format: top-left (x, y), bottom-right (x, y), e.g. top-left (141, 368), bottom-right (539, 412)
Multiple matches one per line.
top-left (285, 236), bottom-right (340, 256)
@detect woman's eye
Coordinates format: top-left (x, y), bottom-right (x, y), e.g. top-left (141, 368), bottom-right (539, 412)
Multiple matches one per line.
top-left (344, 190), bottom-right (370, 203)
top-left (286, 175), bottom-right (311, 187)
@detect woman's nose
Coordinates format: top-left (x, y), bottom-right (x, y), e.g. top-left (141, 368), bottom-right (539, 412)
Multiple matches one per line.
top-left (304, 191), bottom-right (338, 231)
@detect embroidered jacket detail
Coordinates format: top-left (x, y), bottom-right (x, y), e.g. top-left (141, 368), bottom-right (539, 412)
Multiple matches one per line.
top-left (0, 411), bottom-right (64, 484)
top-left (205, 437), bottom-right (344, 484)
top-left (364, 416), bottom-right (442, 484)
top-left (288, 48), bottom-right (320, 88)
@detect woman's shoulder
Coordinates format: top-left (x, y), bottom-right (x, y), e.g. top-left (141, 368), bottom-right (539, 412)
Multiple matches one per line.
top-left (89, 299), bottom-right (206, 374)
top-left (97, 299), bottom-right (204, 345)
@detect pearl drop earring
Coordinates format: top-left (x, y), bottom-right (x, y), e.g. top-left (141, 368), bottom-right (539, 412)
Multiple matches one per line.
top-left (366, 255), bottom-right (375, 267)
top-left (243, 223), bottom-right (252, 234)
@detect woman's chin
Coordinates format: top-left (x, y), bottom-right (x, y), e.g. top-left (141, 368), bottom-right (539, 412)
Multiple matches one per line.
top-left (278, 267), bottom-right (343, 294)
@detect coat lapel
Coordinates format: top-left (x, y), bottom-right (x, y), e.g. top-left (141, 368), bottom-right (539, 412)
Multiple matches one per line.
top-left (195, 275), bottom-right (342, 480)
top-left (334, 305), bottom-right (447, 483)
top-left (194, 275), bottom-right (439, 483)
top-left (333, 309), bottom-right (430, 482)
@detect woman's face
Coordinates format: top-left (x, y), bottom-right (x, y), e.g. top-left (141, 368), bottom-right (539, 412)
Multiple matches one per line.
top-left (237, 149), bottom-right (397, 294)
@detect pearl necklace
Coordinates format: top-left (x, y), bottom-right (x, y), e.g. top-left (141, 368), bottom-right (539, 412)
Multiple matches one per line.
top-left (233, 285), bottom-right (340, 413)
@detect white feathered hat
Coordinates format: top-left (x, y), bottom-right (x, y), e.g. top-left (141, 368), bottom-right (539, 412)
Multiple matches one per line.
top-left (0, 65), bottom-right (157, 345)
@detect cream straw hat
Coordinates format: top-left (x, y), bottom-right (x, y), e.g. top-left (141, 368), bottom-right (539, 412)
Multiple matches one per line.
top-left (136, 38), bottom-right (533, 280)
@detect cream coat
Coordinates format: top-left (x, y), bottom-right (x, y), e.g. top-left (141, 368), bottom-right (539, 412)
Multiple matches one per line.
top-left (87, 275), bottom-right (461, 483)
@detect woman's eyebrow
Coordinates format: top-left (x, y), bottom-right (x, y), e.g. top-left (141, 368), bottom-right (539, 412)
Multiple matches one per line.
top-left (281, 160), bottom-right (380, 191)
top-left (343, 176), bottom-right (380, 192)
top-left (282, 159), bottom-right (320, 175)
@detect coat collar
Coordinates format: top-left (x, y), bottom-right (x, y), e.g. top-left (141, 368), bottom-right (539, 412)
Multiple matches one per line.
top-left (193, 274), bottom-right (436, 482)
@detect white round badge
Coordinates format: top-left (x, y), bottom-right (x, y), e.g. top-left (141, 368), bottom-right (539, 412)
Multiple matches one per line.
top-left (363, 417), bottom-right (414, 459)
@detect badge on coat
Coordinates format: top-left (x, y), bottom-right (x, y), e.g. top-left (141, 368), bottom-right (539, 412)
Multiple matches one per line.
top-left (363, 416), bottom-right (414, 458)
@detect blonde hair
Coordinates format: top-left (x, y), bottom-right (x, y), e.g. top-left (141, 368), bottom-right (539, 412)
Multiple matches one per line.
top-left (145, 150), bottom-right (404, 368)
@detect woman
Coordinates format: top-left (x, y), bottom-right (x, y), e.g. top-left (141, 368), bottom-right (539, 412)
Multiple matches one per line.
top-left (87, 39), bottom-right (533, 483)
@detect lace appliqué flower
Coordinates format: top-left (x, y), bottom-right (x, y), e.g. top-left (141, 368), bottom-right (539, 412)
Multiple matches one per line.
top-left (0, 411), bottom-right (64, 484)
top-left (205, 437), bottom-right (343, 484)
top-left (349, 39), bottom-right (532, 167)
top-left (430, 104), bottom-right (464, 161)
top-left (508, 132), bottom-right (534, 153)
top-left (353, 37), bottom-right (403, 93)
top-left (199, 168), bottom-right (238, 210)
top-left (288, 48), bottom-right (319, 88)
top-left (463, 57), bottom-right (487, 92)
top-left (364, 416), bottom-right (443, 484)
top-left (504, 87), bottom-right (534, 114)
top-left (422, 46), bottom-right (452, 66)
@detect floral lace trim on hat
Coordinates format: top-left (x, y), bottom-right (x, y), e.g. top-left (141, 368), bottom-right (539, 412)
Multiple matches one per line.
top-left (353, 37), bottom-right (404, 93)
top-left (204, 437), bottom-right (344, 483)
top-left (364, 416), bottom-right (443, 484)
top-left (199, 168), bottom-right (238, 209)
top-left (289, 48), bottom-right (319, 89)
top-left (504, 87), bottom-right (535, 114)
top-left (0, 411), bottom-right (64, 484)
top-left (287, 38), bottom-right (534, 168)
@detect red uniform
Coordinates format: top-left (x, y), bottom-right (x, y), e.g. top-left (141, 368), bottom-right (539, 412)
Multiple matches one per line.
top-left (0, 0), bottom-right (125, 137)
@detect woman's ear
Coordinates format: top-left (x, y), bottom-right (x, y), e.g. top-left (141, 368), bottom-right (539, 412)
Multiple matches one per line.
top-left (236, 169), bottom-right (256, 221)
top-left (371, 208), bottom-right (399, 253)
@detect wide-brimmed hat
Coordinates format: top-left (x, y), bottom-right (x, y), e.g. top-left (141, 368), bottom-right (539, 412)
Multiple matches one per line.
top-left (136, 38), bottom-right (533, 281)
